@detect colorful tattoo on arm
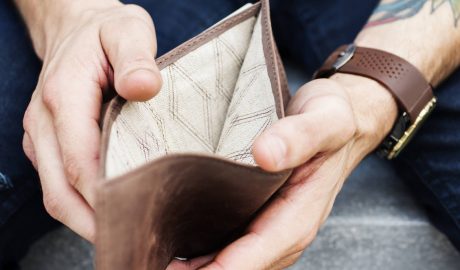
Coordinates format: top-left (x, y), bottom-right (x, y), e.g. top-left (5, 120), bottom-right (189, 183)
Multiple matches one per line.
top-left (367, 0), bottom-right (460, 27)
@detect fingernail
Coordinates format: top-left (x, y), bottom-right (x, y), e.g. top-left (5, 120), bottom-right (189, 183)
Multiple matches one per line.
top-left (265, 135), bottom-right (286, 169)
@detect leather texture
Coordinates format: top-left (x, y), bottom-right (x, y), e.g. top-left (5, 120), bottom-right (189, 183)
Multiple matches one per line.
top-left (96, 1), bottom-right (291, 270)
top-left (316, 45), bottom-right (434, 123)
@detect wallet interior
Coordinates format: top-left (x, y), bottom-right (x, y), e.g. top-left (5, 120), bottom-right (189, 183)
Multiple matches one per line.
top-left (105, 8), bottom-right (278, 178)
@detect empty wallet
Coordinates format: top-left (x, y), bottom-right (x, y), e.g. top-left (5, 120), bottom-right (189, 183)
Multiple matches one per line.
top-left (96, 1), bottom-right (292, 269)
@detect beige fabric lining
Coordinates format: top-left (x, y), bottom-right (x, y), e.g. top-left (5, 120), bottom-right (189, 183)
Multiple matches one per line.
top-left (105, 13), bottom-right (277, 178)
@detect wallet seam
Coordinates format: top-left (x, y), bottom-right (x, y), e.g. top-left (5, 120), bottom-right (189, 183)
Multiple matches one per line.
top-left (156, 4), bottom-right (261, 69)
top-left (261, 0), bottom-right (284, 119)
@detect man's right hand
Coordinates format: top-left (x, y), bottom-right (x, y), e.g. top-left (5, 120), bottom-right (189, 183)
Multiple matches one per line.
top-left (16, 0), bottom-right (162, 241)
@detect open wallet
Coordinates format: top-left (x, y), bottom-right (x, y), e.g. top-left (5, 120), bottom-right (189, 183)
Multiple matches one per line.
top-left (96, 1), bottom-right (292, 269)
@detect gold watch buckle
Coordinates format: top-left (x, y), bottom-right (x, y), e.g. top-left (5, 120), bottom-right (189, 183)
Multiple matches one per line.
top-left (388, 97), bottom-right (437, 159)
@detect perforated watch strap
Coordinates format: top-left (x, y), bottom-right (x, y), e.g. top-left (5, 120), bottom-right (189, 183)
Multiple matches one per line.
top-left (315, 45), bottom-right (434, 123)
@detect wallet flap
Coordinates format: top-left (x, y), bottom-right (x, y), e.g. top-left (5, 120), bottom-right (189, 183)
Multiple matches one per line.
top-left (97, 155), bottom-right (290, 270)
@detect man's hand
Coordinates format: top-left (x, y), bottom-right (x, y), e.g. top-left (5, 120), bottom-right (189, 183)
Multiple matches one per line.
top-left (165, 74), bottom-right (398, 270)
top-left (17, 0), bottom-right (162, 241)
top-left (192, 75), bottom-right (397, 270)
top-left (175, 1), bottom-right (460, 268)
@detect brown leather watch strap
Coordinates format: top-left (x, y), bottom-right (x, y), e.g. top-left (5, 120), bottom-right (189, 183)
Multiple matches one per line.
top-left (315, 45), bottom-right (434, 124)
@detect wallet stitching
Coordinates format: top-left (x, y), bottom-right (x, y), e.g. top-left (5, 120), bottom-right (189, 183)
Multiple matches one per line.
top-left (261, 0), bottom-right (284, 119)
top-left (156, 4), bottom-right (260, 69)
top-left (275, 48), bottom-right (291, 108)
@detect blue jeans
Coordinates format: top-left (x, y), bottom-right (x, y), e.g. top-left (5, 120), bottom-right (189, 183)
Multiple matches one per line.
top-left (0, 0), bottom-right (459, 266)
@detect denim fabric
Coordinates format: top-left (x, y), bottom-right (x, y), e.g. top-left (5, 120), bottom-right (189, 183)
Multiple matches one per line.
top-left (0, 0), bottom-right (459, 265)
top-left (0, 0), bottom-right (41, 213)
top-left (0, 1), bottom-right (60, 267)
top-left (397, 69), bottom-right (460, 250)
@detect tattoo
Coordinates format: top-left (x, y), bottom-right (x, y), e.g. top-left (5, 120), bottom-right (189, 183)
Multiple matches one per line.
top-left (367, 0), bottom-right (460, 27)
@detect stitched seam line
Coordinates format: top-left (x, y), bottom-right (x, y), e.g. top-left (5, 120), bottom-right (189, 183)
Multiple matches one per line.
top-left (157, 4), bottom-right (260, 68)
top-left (261, 0), bottom-right (283, 118)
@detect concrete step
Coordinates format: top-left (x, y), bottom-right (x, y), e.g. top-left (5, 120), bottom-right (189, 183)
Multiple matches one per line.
top-left (289, 156), bottom-right (460, 270)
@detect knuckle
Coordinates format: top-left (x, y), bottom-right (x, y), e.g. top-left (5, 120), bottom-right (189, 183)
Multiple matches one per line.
top-left (118, 16), bottom-right (146, 28)
top-left (123, 4), bottom-right (152, 22)
top-left (41, 78), bottom-right (60, 112)
top-left (103, 10), bottom-right (155, 40)
top-left (23, 108), bottom-right (34, 132)
top-left (43, 193), bottom-right (65, 221)
top-left (22, 133), bottom-right (33, 157)
top-left (64, 155), bottom-right (82, 187)
top-left (117, 5), bottom-right (154, 31)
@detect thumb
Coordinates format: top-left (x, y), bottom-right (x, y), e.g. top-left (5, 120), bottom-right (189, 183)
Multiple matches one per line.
top-left (253, 79), bottom-right (357, 172)
top-left (101, 11), bottom-right (162, 101)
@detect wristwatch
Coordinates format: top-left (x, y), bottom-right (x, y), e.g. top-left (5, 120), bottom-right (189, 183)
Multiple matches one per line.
top-left (314, 44), bottom-right (436, 159)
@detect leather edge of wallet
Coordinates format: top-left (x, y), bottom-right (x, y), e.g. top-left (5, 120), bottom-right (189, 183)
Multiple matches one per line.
top-left (96, 156), bottom-right (292, 270)
top-left (155, 3), bottom-right (261, 69)
top-left (96, 1), bottom-right (293, 269)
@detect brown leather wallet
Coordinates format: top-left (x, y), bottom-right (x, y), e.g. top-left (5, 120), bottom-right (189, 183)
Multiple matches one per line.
top-left (314, 44), bottom-right (436, 159)
top-left (95, 1), bottom-right (292, 270)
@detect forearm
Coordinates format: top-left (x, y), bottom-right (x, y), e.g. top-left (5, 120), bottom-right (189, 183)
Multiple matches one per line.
top-left (357, 0), bottom-right (460, 86)
top-left (14, 0), bottom-right (119, 59)
top-left (329, 0), bottom-right (460, 152)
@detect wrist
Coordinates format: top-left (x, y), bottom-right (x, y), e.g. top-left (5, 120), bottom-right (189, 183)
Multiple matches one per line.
top-left (329, 73), bottom-right (398, 151)
top-left (354, 26), bottom-right (450, 87)
top-left (354, 34), bottom-right (428, 81)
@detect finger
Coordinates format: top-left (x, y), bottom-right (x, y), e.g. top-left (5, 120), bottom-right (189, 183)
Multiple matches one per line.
top-left (27, 104), bottom-right (95, 241)
top-left (200, 192), bottom-right (319, 270)
top-left (202, 148), bottom-right (351, 270)
top-left (100, 8), bottom-right (162, 101)
top-left (23, 132), bottom-right (37, 169)
top-left (42, 71), bottom-right (102, 207)
top-left (253, 79), bottom-right (357, 171)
